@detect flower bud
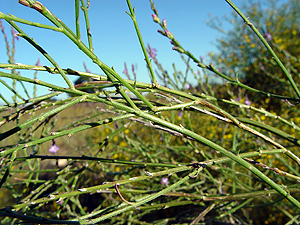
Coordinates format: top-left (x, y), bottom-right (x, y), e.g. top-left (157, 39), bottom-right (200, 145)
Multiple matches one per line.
top-left (151, 14), bottom-right (160, 23)
top-left (172, 46), bottom-right (185, 53)
top-left (157, 29), bottom-right (166, 36)
top-left (162, 19), bottom-right (167, 29)
top-left (165, 30), bottom-right (174, 39)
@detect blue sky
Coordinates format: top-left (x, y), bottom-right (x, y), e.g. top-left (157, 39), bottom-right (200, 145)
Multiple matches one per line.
top-left (0, 0), bottom-right (244, 103)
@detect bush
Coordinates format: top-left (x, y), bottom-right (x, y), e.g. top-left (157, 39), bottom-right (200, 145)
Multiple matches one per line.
top-left (0, 0), bottom-right (299, 224)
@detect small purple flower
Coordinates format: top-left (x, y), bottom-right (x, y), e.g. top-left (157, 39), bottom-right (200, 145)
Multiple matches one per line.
top-left (114, 122), bottom-right (119, 130)
top-left (11, 28), bottom-right (19, 41)
top-left (122, 62), bottom-right (128, 75)
top-left (245, 99), bottom-right (251, 106)
top-left (265, 32), bottom-right (272, 41)
top-left (57, 199), bottom-right (63, 205)
top-left (184, 83), bottom-right (191, 90)
top-left (160, 177), bottom-right (169, 186)
top-left (83, 62), bottom-right (91, 73)
top-left (35, 58), bottom-right (41, 67)
top-left (178, 111), bottom-right (183, 118)
top-left (200, 56), bottom-right (205, 62)
top-left (147, 44), bottom-right (157, 58)
top-left (49, 141), bottom-right (59, 154)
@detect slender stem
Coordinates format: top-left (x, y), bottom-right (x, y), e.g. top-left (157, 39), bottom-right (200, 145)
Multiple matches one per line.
top-left (80, 0), bottom-right (93, 51)
top-left (75, 0), bottom-right (80, 39)
top-left (225, 0), bottom-right (300, 99)
top-left (6, 20), bottom-right (75, 89)
top-left (126, 0), bottom-right (156, 84)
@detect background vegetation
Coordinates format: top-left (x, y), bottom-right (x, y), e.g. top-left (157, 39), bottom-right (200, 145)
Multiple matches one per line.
top-left (0, 0), bottom-right (300, 224)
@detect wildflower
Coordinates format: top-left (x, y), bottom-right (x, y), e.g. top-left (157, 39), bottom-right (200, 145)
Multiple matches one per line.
top-left (147, 43), bottom-right (157, 58)
top-left (259, 64), bottom-right (265, 71)
top-left (160, 177), bottom-right (169, 186)
top-left (178, 111), bottom-right (183, 119)
top-left (265, 32), bottom-right (272, 41)
top-left (122, 62), bottom-right (128, 75)
top-left (83, 62), bottom-right (91, 73)
top-left (245, 99), bottom-right (251, 106)
top-left (49, 141), bottom-right (59, 154)
top-left (11, 28), bottom-right (19, 41)
top-left (200, 56), bottom-right (205, 62)
top-left (114, 122), bottom-right (119, 130)
top-left (151, 14), bottom-right (160, 23)
top-left (184, 83), bottom-right (191, 90)
top-left (35, 58), bottom-right (41, 67)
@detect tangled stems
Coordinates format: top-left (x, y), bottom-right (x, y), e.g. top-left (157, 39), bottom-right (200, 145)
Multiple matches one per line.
top-left (225, 0), bottom-right (300, 100)
top-left (149, 0), bottom-right (300, 103)
top-left (1, 0), bottom-right (300, 223)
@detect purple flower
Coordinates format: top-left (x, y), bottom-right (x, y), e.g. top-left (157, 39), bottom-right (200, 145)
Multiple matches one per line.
top-left (178, 111), bottom-right (183, 118)
top-left (265, 32), bottom-right (272, 41)
top-left (83, 62), bottom-right (91, 73)
top-left (147, 44), bottom-right (157, 58)
top-left (160, 177), bottom-right (169, 186)
top-left (11, 28), bottom-right (19, 41)
top-left (245, 99), bottom-right (251, 106)
top-left (49, 141), bottom-right (59, 154)
top-left (114, 122), bottom-right (119, 130)
top-left (200, 56), bottom-right (205, 62)
top-left (184, 83), bottom-right (191, 90)
top-left (35, 58), bottom-right (41, 67)
top-left (122, 62), bottom-right (128, 75)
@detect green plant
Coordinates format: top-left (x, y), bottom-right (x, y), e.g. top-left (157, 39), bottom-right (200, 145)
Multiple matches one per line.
top-left (0, 0), bottom-right (299, 224)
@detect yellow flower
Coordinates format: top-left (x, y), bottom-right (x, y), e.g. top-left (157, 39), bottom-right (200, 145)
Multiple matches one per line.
top-left (250, 43), bottom-right (256, 48)
top-left (119, 141), bottom-right (127, 147)
top-left (292, 30), bottom-right (297, 35)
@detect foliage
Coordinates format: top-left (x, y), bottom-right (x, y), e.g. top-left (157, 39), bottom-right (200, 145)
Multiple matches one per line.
top-left (0, 0), bottom-right (300, 224)
top-left (207, 0), bottom-right (300, 111)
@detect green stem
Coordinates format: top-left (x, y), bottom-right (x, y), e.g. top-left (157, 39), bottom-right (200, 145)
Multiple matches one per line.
top-left (126, 0), bottom-right (156, 84)
top-left (225, 0), bottom-right (300, 99)
top-left (80, 0), bottom-right (93, 51)
top-left (6, 20), bottom-right (75, 89)
top-left (75, 0), bottom-right (80, 39)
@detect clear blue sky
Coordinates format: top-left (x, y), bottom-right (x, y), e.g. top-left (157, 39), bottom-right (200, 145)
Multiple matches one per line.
top-left (0, 0), bottom-right (244, 103)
